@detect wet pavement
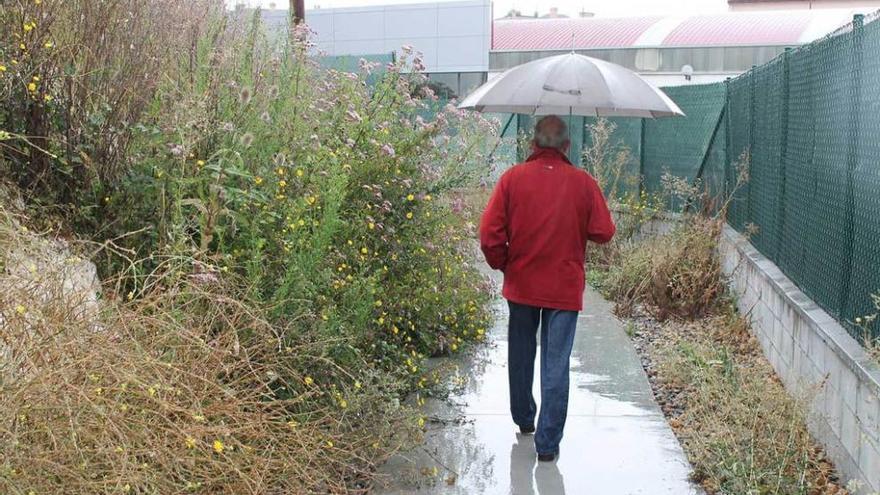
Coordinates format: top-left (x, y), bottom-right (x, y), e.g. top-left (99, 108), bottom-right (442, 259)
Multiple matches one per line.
top-left (376, 277), bottom-right (702, 495)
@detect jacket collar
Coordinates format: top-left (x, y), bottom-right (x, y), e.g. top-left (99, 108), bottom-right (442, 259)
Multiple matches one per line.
top-left (525, 146), bottom-right (573, 165)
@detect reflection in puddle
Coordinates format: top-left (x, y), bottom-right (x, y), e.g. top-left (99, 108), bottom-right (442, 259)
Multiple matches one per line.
top-left (376, 287), bottom-right (701, 495)
top-left (509, 435), bottom-right (566, 495)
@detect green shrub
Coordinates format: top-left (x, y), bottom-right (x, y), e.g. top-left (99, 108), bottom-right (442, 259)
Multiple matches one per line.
top-left (98, 13), bottom-right (495, 375)
top-left (0, 3), bottom-right (497, 493)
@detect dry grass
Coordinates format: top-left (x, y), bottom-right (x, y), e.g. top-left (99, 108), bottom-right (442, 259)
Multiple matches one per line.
top-left (645, 313), bottom-right (845, 495)
top-left (0, 206), bottom-right (416, 494)
top-left (605, 216), bottom-right (726, 321)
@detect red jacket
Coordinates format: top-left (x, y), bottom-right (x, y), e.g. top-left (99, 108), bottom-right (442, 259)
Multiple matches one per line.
top-left (480, 147), bottom-right (616, 311)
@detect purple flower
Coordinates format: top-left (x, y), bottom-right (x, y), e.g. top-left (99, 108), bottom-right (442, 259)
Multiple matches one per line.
top-left (413, 55), bottom-right (425, 72)
top-left (381, 143), bottom-right (395, 157)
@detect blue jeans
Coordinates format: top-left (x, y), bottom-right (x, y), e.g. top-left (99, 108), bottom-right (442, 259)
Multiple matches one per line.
top-left (507, 301), bottom-right (578, 455)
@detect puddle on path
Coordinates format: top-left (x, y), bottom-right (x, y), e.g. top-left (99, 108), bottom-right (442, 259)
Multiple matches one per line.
top-left (376, 290), bottom-right (702, 495)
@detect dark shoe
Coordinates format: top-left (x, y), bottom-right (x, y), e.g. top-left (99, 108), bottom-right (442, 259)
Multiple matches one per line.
top-left (537, 452), bottom-right (557, 462)
top-left (519, 425), bottom-right (535, 435)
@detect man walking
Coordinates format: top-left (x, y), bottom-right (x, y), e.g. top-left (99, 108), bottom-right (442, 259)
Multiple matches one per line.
top-left (479, 115), bottom-right (616, 462)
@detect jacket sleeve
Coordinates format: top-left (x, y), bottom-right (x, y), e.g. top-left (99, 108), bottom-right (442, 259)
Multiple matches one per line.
top-left (586, 177), bottom-right (616, 244)
top-left (479, 175), bottom-right (510, 271)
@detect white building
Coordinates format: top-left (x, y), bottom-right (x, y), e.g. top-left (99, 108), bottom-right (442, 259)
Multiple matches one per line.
top-left (728, 0), bottom-right (880, 11)
top-left (252, 1), bottom-right (873, 92)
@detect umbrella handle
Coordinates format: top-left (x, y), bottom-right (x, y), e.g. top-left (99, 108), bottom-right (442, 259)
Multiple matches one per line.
top-left (487, 113), bottom-right (516, 163)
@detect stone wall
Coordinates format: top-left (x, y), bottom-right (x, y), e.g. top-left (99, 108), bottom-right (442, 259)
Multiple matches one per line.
top-left (720, 225), bottom-right (880, 493)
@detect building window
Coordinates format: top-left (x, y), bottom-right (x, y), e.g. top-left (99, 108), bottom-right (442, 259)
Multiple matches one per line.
top-left (425, 72), bottom-right (488, 100)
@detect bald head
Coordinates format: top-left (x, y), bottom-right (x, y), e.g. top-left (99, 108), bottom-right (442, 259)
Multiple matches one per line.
top-left (532, 115), bottom-right (570, 152)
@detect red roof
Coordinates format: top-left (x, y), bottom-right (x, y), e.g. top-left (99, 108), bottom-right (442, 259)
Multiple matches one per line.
top-left (663, 12), bottom-right (815, 46)
top-left (492, 17), bottom-right (661, 51)
top-left (492, 11), bottom-right (831, 51)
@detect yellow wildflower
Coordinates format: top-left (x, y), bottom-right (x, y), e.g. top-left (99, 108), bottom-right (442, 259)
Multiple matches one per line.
top-left (44, 41), bottom-right (53, 48)
top-left (326, 440), bottom-right (334, 448)
top-left (425, 194), bottom-right (432, 201)
top-left (368, 222), bottom-right (375, 230)
top-left (196, 159), bottom-right (205, 167)
top-left (296, 169), bottom-right (304, 177)
top-left (0, 65), bottom-right (6, 72)
top-left (406, 194), bottom-right (415, 201)
top-left (27, 82), bottom-right (36, 92)
top-left (360, 247), bottom-right (368, 254)
top-left (15, 304), bottom-right (25, 315)
top-left (406, 212), bottom-right (413, 219)
top-left (212, 439), bottom-right (224, 454)
top-left (254, 176), bottom-right (263, 185)
top-left (304, 376), bottom-right (314, 386)
top-left (339, 399), bottom-right (348, 409)
top-left (185, 436), bottom-right (196, 449)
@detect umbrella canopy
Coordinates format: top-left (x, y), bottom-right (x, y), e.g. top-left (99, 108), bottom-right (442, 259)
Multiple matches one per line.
top-left (458, 52), bottom-right (684, 118)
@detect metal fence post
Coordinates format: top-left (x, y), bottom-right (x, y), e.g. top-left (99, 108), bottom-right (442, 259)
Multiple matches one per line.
top-left (777, 49), bottom-right (791, 263)
top-left (840, 14), bottom-right (864, 319)
top-left (639, 117), bottom-right (646, 198)
top-left (723, 78), bottom-right (732, 209)
top-left (747, 66), bottom-right (756, 229)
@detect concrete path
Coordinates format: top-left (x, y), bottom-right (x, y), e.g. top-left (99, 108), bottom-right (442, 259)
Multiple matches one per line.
top-left (376, 278), bottom-right (702, 494)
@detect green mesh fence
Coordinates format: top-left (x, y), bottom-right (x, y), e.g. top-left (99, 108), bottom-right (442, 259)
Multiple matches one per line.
top-left (642, 84), bottom-right (727, 208)
top-left (491, 13), bottom-right (880, 342)
top-left (849, 16), bottom-right (880, 330)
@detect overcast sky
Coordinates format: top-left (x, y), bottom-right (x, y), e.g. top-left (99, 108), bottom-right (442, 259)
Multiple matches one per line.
top-left (229, 0), bottom-right (730, 18)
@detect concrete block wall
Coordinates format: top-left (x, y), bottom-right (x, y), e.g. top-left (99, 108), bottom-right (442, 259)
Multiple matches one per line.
top-left (720, 225), bottom-right (880, 493)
